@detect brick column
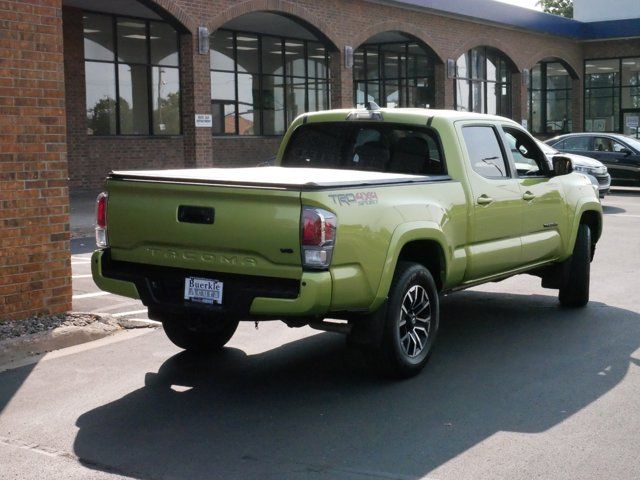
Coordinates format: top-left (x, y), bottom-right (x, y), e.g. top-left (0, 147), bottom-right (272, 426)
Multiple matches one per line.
top-left (0, 0), bottom-right (72, 320)
top-left (434, 62), bottom-right (447, 109)
top-left (512, 72), bottom-right (528, 128)
top-left (572, 77), bottom-right (582, 132)
top-left (443, 66), bottom-right (455, 110)
top-left (329, 49), bottom-right (354, 109)
top-left (181, 32), bottom-right (212, 168)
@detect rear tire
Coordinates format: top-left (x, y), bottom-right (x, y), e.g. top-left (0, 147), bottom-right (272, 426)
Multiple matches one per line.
top-left (161, 316), bottom-right (239, 353)
top-left (370, 261), bottom-right (439, 379)
top-left (559, 223), bottom-right (591, 308)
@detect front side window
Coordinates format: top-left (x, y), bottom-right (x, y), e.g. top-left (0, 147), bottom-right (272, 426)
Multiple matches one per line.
top-left (502, 127), bottom-right (549, 176)
top-left (353, 41), bottom-right (436, 109)
top-left (210, 30), bottom-right (330, 136)
top-left (593, 137), bottom-right (627, 153)
top-left (83, 13), bottom-right (181, 136)
top-left (454, 47), bottom-right (512, 117)
top-left (282, 122), bottom-right (444, 175)
top-left (461, 125), bottom-right (509, 179)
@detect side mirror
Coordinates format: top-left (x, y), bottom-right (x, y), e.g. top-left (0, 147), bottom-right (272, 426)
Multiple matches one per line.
top-left (552, 155), bottom-right (573, 176)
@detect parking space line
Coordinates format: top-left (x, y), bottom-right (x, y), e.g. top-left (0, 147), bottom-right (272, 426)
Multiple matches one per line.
top-left (72, 291), bottom-right (111, 299)
top-left (128, 318), bottom-right (162, 325)
top-left (112, 309), bottom-right (148, 318)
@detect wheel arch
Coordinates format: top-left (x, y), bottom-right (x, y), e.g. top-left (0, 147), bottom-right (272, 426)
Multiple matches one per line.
top-left (566, 201), bottom-right (602, 260)
top-left (369, 223), bottom-right (449, 311)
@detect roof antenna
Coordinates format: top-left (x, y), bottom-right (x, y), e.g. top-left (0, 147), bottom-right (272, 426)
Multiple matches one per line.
top-left (365, 101), bottom-right (380, 111)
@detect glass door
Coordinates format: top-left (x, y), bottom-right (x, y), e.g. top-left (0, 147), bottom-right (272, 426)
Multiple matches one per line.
top-left (622, 109), bottom-right (640, 138)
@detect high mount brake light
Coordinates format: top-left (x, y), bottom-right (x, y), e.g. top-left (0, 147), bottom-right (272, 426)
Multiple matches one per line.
top-left (95, 192), bottom-right (109, 249)
top-left (301, 207), bottom-right (336, 269)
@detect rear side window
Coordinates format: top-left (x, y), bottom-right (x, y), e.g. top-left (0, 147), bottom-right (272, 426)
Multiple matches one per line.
top-left (282, 122), bottom-right (445, 175)
top-left (461, 126), bottom-right (509, 179)
top-left (563, 136), bottom-right (591, 151)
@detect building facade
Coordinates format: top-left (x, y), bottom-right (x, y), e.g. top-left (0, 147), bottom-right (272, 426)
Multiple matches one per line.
top-left (2, 0), bottom-right (640, 320)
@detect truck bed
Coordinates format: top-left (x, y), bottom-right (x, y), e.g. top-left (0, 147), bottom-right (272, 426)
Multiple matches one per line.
top-left (109, 166), bottom-right (449, 190)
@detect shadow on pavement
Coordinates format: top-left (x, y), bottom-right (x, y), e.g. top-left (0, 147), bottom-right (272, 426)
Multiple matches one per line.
top-left (0, 363), bottom-right (37, 414)
top-left (602, 205), bottom-right (626, 215)
top-left (73, 290), bottom-right (640, 479)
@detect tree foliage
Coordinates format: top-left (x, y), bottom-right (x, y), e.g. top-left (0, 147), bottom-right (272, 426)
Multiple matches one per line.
top-left (537, 0), bottom-right (573, 18)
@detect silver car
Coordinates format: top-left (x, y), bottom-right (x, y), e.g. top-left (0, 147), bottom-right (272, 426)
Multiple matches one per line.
top-left (537, 140), bottom-right (611, 198)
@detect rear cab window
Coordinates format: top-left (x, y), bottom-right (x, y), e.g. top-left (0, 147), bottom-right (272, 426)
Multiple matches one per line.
top-left (281, 122), bottom-right (446, 175)
top-left (460, 125), bottom-right (510, 179)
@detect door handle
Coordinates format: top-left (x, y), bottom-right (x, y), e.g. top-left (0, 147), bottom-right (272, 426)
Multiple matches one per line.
top-left (522, 191), bottom-right (536, 201)
top-left (477, 195), bottom-right (494, 205)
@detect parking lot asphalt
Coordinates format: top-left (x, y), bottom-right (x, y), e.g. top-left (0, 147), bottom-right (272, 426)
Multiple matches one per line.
top-left (1, 191), bottom-right (640, 480)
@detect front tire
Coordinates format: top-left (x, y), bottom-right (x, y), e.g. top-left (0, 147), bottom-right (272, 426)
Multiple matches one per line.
top-left (161, 315), bottom-right (239, 353)
top-left (371, 261), bottom-right (440, 378)
top-left (559, 223), bottom-right (591, 308)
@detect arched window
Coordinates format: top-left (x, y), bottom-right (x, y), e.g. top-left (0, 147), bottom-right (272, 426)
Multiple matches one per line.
top-left (530, 61), bottom-right (573, 135)
top-left (454, 47), bottom-right (512, 117)
top-left (353, 34), bottom-right (436, 109)
top-left (210, 13), bottom-right (332, 136)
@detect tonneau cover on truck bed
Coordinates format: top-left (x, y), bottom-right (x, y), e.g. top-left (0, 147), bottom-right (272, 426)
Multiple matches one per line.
top-left (109, 167), bottom-right (449, 190)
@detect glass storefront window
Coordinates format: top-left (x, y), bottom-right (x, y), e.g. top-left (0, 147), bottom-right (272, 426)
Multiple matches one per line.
top-left (84, 14), bottom-right (114, 62)
top-left (454, 47), bottom-right (512, 117)
top-left (118, 64), bottom-right (149, 135)
top-left (210, 29), bottom-right (330, 136)
top-left (529, 61), bottom-right (573, 135)
top-left (152, 66), bottom-right (180, 135)
top-left (150, 21), bottom-right (179, 66)
top-left (583, 58), bottom-right (639, 133)
top-left (354, 40), bottom-right (436, 109)
top-left (85, 61), bottom-right (117, 135)
top-left (83, 13), bottom-right (181, 136)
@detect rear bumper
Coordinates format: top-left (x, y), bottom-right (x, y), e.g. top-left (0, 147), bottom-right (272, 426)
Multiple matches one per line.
top-left (91, 249), bottom-right (332, 318)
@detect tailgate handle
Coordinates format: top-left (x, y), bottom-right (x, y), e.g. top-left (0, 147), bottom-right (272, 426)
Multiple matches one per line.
top-left (178, 206), bottom-right (215, 225)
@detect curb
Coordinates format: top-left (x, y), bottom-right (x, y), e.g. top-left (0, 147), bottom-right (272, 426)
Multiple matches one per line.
top-left (0, 314), bottom-right (160, 370)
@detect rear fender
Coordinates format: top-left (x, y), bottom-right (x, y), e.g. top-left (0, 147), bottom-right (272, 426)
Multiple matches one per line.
top-left (369, 222), bottom-right (448, 311)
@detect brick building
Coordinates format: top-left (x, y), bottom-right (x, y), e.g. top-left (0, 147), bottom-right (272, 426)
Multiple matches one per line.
top-left (2, 0), bottom-right (640, 320)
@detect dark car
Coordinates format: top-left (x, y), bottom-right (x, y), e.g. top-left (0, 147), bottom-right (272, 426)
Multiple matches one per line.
top-left (545, 133), bottom-right (640, 186)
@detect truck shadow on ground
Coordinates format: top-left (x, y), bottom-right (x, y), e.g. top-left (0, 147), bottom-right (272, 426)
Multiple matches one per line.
top-left (602, 204), bottom-right (626, 214)
top-left (73, 290), bottom-right (640, 480)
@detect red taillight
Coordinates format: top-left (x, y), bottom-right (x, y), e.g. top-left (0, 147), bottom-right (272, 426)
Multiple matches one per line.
top-left (302, 209), bottom-right (322, 245)
top-left (302, 208), bottom-right (335, 246)
top-left (301, 207), bottom-right (336, 269)
top-left (95, 192), bottom-right (108, 248)
top-left (96, 192), bottom-right (107, 228)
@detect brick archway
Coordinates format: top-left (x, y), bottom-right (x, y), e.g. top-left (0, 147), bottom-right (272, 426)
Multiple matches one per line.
top-left (451, 38), bottom-right (522, 73)
top-left (526, 54), bottom-right (581, 79)
top-left (207, 0), bottom-right (340, 50)
top-left (350, 20), bottom-right (446, 63)
top-left (140, 0), bottom-right (198, 33)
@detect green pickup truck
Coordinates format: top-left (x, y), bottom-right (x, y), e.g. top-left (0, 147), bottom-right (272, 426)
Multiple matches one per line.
top-left (92, 107), bottom-right (602, 378)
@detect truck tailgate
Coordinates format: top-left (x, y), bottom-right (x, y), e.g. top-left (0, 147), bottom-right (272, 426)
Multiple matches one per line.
top-left (106, 179), bottom-right (302, 279)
